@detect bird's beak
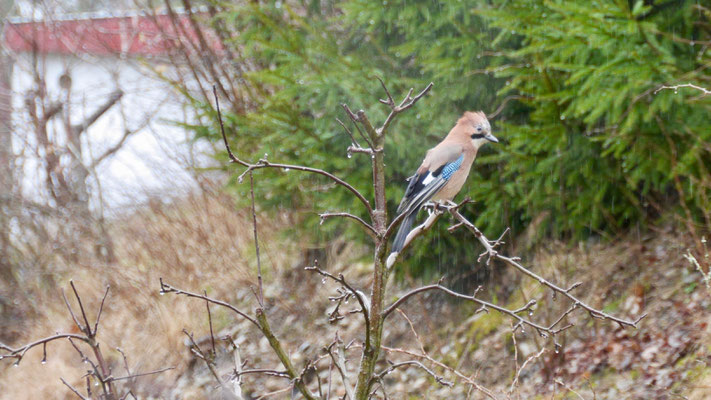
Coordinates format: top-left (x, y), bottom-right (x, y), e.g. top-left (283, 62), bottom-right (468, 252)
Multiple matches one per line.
top-left (485, 133), bottom-right (499, 143)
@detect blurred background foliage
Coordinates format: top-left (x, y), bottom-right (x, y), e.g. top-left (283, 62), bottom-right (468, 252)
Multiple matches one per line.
top-left (179, 0), bottom-right (710, 281)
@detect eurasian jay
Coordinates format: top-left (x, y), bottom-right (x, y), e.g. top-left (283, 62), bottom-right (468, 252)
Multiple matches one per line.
top-left (391, 111), bottom-right (498, 255)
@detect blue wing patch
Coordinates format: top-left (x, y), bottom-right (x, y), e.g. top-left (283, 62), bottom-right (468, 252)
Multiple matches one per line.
top-left (441, 154), bottom-right (464, 180)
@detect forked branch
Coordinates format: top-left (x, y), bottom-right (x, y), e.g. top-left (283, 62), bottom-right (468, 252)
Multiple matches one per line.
top-left (448, 208), bottom-right (645, 329)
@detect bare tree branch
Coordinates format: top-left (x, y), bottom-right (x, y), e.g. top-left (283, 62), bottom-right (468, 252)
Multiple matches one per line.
top-left (510, 347), bottom-right (546, 393)
top-left (213, 86), bottom-right (373, 215)
top-left (2, 282), bottom-right (171, 399)
top-left (554, 378), bottom-right (587, 400)
top-left (306, 262), bottom-right (370, 344)
top-left (249, 172), bottom-right (265, 307)
top-left (326, 333), bottom-right (355, 400)
top-left (236, 369), bottom-right (290, 379)
top-left (487, 95), bottom-right (532, 119)
top-left (381, 346), bottom-right (496, 400)
top-left (654, 83), bottom-right (710, 96)
top-left (90, 128), bottom-right (139, 169)
top-left (341, 104), bottom-right (374, 150)
top-left (374, 360), bottom-right (453, 387)
top-left (319, 212), bottom-right (378, 238)
top-left (93, 285), bottom-right (110, 336)
top-left (60, 378), bottom-right (89, 400)
top-left (0, 333), bottom-right (90, 362)
top-left (382, 283), bottom-right (562, 336)
top-left (109, 367), bottom-right (176, 382)
top-left (184, 329), bottom-right (223, 385)
top-left (449, 208), bottom-right (645, 329)
top-left (386, 210), bottom-right (442, 269)
top-left (159, 279), bottom-right (259, 327)
top-left (71, 90), bottom-right (124, 135)
top-left (378, 82), bottom-right (434, 137)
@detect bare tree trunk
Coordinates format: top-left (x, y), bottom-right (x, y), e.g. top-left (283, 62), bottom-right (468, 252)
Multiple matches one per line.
top-left (0, 0), bottom-right (16, 280)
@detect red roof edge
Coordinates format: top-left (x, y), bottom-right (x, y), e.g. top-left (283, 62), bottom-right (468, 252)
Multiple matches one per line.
top-left (3, 12), bottom-right (223, 57)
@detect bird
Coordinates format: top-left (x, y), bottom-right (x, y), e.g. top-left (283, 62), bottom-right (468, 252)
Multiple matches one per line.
top-left (389, 111), bottom-right (498, 260)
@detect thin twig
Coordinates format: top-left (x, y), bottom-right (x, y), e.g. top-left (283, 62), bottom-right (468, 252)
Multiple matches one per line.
top-left (488, 95), bottom-right (532, 119)
top-left (510, 348), bottom-right (546, 393)
top-left (62, 288), bottom-right (84, 333)
top-left (237, 369), bottom-right (291, 378)
top-left (205, 291), bottom-right (216, 356)
top-left (381, 346), bottom-right (496, 400)
top-left (555, 379), bottom-right (587, 400)
top-left (341, 104), bottom-right (374, 150)
top-left (305, 263), bottom-right (370, 345)
top-left (376, 76), bottom-right (395, 107)
top-left (159, 279), bottom-right (259, 327)
top-left (395, 309), bottom-right (426, 355)
top-left (60, 378), bottom-right (89, 400)
top-left (93, 285), bottom-right (110, 336)
top-left (319, 212), bottom-right (378, 238)
top-left (184, 329), bottom-right (223, 384)
top-left (69, 281), bottom-right (92, 337)
top-left (249, 172), bottom-right (265, 307)
top-left (255, 386), bottom-right (293, 400)
top-left (654, 83), bottom-right (710, 95)
top-left (336, 117), bottom-right (360, 147)
top-left (115, 347), bottom-right (134, 392)
top-left (374, 360), bottom-right (453, 387)
top-left (0, 334), bottom-right (89, 361)
top-left (326, 333), bottom-right (355, 400)
top-left (109, 367), bottom-right (176, 382)
top-left (239, 159), bottom-right (373, 215)
top-left (379, 82), bottom-right (434, 136)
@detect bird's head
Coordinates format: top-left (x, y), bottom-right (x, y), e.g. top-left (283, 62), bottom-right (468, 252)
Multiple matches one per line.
top-left (458, 111), bottom-right (498, 149)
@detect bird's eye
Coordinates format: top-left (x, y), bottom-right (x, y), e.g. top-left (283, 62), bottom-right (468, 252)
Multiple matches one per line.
top-left (476, 126), bottom-right (482, 132)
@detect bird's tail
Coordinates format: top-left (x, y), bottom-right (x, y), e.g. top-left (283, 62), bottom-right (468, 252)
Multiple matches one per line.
top-left (391, 210), bottom-right (418, 254)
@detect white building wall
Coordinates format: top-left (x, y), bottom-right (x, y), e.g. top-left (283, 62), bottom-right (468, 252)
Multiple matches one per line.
top-left (10, 51), bottom-right (213, 213)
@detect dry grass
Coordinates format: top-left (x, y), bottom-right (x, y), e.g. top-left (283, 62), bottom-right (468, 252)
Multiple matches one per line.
top-left (1, 191), bottom-right (271, 398)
